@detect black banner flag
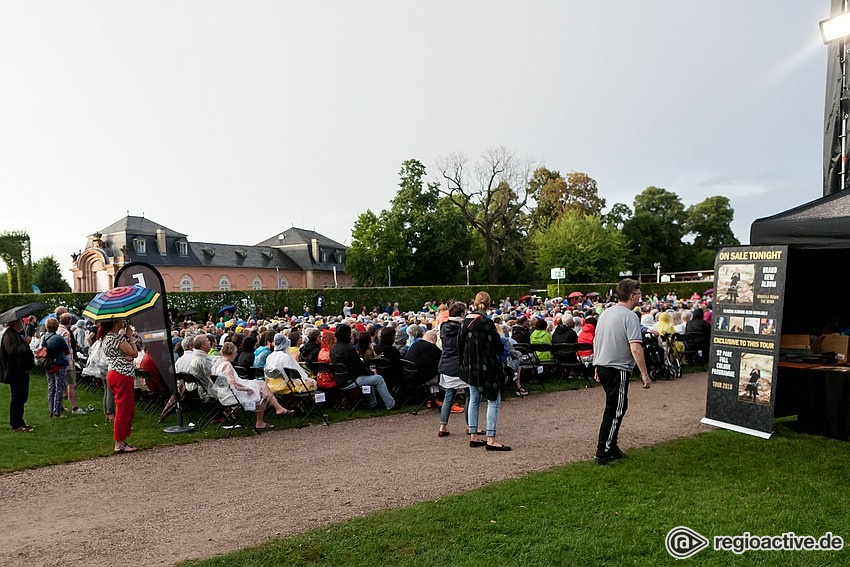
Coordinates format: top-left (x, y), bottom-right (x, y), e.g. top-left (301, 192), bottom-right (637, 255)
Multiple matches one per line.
top-left (115, 262), bottom-right (177, 399)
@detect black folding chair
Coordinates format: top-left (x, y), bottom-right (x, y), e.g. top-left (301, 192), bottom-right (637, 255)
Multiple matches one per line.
top-left (283, 367), bottom-right (329, 428)
top-left (529, 343), bottom-right (556, 385)
top-left (552, 343), bottom-right (584, 385)
top-left (397, 358), bottom-right (434, 413)
top-left (212, 374), bottom-right (259, 437)
top-left (514, 344), bottom-right (546, 391)
top-left (673, 332), bottom-right (708, 371)
top-left (576, 341), bottom-right (595, 387)
top-left (331, 362), bottom-right (366, 414)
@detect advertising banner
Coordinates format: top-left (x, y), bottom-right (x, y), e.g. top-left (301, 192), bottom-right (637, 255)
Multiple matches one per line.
top-left (701, 245), bottom-right (788, 438)
top-left (115, 262), bottom-right (177, 399)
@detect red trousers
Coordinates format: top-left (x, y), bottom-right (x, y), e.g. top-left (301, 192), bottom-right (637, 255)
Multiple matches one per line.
top-left (106, 370), bottom-right (135, 442)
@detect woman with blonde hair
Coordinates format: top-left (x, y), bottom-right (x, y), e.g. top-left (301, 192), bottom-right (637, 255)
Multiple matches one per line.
top-left (458, 291), bottom-right (510, 451)
top-left (213, 342), bottom-right (292, 430)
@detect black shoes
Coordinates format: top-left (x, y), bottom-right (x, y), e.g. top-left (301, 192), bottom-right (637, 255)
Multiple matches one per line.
top-left (469, 440), bottom-right (487, 448)
top-left (485, 444), bottom-right (512, 452)
top-left (594, 447), bottom-right (626, 465)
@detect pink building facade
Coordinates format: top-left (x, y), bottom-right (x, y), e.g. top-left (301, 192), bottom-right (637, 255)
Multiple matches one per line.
top-left (70, 216), bottom-right (352, 293)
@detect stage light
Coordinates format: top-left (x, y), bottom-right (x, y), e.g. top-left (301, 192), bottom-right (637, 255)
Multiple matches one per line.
top-left (820, 12), bottom-right (850, 44)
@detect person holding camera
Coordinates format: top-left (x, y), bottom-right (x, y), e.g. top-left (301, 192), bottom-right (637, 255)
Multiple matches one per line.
top-left (98, 319), bottom-right (139, 454)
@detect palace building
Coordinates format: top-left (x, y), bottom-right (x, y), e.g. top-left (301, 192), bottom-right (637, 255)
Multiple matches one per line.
top-left (70, 216), bottom-right (351, 293)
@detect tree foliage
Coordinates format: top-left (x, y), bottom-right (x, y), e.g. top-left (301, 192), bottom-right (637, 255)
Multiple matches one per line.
top-left (0, 230), bottom-right (33, 293)
top-left (528, 168), bottom-right (606, 231)
top-left (32, 255), bottom-right (72, 293)
top-left (347, 159), bottom-right (475, 287)
top-left (623, 187), bottom-right (688, 273)
top-left (437, 148), bottom-right (533, 283)
top-left (530, 210), bottom-right (628, 284)
top-left (685, 196), bottom-right (740, 250)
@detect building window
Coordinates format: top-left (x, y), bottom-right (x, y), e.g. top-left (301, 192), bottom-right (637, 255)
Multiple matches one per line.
top-left (279, 276), bottom-right (288, 289)
top-left (179, 275), bottom-right (193, 292)
top-left (335, 251), bottom-right (343, 263)
top-left (178, 241), bottom-right (188, 256)
top-left (320, 250), bottom-right (328, 263)
top-left (218, 275), bottom-right (231, 291)
top-left (252, 276), bottom-right (263, 290)
top-left (135, 239), bottom-right (146, 255)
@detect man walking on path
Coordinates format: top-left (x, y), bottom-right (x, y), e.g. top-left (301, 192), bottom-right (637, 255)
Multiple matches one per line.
top-left (593, 278), bottom-right (651, 464)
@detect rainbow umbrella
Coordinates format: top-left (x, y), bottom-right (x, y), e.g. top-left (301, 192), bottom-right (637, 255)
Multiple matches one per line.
top-left (82, 285), bottom-right (161, 322)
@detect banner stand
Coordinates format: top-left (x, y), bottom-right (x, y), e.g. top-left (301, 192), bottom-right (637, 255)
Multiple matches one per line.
top-left (700, 418), bottom-right (772, 439)
top-left (115, 262), bottom-right (196, 435)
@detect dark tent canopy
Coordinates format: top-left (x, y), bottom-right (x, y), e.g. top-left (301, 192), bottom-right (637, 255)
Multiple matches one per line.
top-left (749, 190), bottom-right (850, 335)
top-left (750, 190), bottom-right (850, 249)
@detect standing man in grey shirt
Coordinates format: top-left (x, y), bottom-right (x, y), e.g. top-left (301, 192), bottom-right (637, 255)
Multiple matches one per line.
top-left (593, 278), bottom-right (651, 465)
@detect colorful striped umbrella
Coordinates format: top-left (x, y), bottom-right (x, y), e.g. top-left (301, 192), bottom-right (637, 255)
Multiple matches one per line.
top-left (82, 285), bottom-right (161, 321)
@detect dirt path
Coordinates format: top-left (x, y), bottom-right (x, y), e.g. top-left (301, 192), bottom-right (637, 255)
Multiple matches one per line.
top-left (0, 373), bottom-right (712, 566)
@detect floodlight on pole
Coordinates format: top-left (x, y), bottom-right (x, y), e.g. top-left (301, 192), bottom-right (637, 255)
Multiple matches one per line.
top-left (821, 12), bottom-right (850, 44)
top-left (461, 260), bottom-right (475, 285)
top-left (654, 262), bottom-right (661, 283)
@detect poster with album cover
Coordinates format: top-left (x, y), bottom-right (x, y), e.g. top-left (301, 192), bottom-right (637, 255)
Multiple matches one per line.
top-left (701, 245), bottom-right (788, 438)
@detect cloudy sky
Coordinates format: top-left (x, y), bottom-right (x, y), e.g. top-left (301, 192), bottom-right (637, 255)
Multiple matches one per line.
top-left (0, 1), bottom-right (833, 283)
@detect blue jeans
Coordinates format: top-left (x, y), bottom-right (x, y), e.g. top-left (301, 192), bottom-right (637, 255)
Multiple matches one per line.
top-left (467, 386), bottom-right (501, 437)
top-left (46, 366), bottom-right (67, 417)
top-left (343, 374), bottom-right (395, 409)
top-left (439, 387), bottom-right (467, 426)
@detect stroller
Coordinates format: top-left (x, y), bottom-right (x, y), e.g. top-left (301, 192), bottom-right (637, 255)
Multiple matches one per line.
top-left (642, 332), bottom-right (677, 380)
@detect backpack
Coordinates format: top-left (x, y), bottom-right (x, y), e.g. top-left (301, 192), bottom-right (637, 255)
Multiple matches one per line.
top-left (34, 333), bottom-right (56, 369)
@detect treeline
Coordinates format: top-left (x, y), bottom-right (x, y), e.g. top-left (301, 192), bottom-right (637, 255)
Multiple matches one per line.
top-left (346, 150), bottom-right (739, 287)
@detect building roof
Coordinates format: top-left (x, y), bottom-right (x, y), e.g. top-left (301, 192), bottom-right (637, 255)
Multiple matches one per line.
top-left (89, 216), bottom-right (344, 272)
top-left (95, 216), bottom-right (186, 239)
top-left (255, 227), bottom-right (345, 249)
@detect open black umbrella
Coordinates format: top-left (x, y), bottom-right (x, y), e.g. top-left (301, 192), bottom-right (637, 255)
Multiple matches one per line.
top-left (218, 305), bottom-right (237, 316)
top-left (180, 309), bottom-right (200, 318)
top-left (0, 302), bottom-right (48, 325)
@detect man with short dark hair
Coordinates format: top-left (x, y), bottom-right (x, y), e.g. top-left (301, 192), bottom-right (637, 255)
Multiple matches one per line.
top-left (511, 316), bottom-right (531, 344)
top-left (593, 279), bottom-right (651, 465)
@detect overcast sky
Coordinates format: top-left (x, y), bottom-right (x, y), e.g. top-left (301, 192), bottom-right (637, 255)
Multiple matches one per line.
top-left (0, 1), bottom-right (833, 283)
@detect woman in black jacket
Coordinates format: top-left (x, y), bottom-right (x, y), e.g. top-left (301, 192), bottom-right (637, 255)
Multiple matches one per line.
top-left (459, 292), bottom-right (510, 451)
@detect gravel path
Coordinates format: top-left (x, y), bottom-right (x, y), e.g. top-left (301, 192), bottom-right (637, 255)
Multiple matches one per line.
top-left (0, 372), bottom-right (712, 567)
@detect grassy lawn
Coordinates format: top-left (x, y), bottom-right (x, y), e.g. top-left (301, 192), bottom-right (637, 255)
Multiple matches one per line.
top-left (181, 425), bottom-right (850, 566)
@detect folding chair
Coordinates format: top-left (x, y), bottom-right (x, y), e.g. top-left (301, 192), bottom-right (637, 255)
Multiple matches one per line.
top-left (552, 343), bottom-right (584, 385)
top-left (369, 357), bottom-right (398, 396)
top-left (673, 332), bottom-right (708, 371)
top-left (576, 341), bottom-right (595, 387)
top-left (529, 344), bottom-right (556, 385)
top-left (395, 358), bottom-right (432, 413)
top-left (134, 369), bottom-right (170, 415)
top-left (174, 371), bottom-right (220, 429)
top-left (331, 362), bottom-right (366, 414)
top-left (513, 344), bottom-right (546, 390)
top-left (212, 374), bottom-right (259, 437)
top-left (283, 367), bottom-right (329, 428)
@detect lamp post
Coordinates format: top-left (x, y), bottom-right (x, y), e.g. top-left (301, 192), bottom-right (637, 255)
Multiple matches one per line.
top-left (654, 262), bottom-right (661, 283)
top-left (460, 260), bottom-right (475, 286)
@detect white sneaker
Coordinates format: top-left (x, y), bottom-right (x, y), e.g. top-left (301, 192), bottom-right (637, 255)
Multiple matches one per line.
top-left (72, 408), bottom-right (86, 415)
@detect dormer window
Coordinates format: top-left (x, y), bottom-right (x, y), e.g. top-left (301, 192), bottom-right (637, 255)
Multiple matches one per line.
top-left (134, 238), bottom-right (146, 255)
top-left (177, 241), bottom-right (188, 256)
top-left (320, 250), bottom-right (328, 263)
top-left (334, 251), bottom-right (343, 263)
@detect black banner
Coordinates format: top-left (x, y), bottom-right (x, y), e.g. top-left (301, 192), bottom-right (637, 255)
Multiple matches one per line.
top-left (115, 262), bottom-right (177, 399)
top-left (701, 245), bottom-right (788, 438)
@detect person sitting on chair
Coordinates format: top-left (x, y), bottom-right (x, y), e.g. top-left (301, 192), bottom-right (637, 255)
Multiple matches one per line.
top-left (529, 318), bottom-right (554, 362)
top-left (552, 314), bottom-right (578, 344)
top-left (330, 324), bottom-right (396, 410)
top-left (265, 333), bottom-right (316, 391)
top-left (403, 329), bottom-right (442, 386)
top-left (684, 307), bottom-right (712, 362)
top-left (213, 342), bottom-right (292, 430)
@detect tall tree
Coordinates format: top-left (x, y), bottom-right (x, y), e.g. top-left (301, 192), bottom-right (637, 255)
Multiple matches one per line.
top-left (603, 202), bottom-right (632, 230)
top-left (32, 255), bottom-right (71, 292)
top-left (347, 159), bottom-right (475, 286)
top-left (530, 210), bottom-right (628, 284)
top-left (437, 147), bottom-right (533, 283)
top-left (528, 168), bottom-right (606, 231)
top-left (623, 186), bottom-right (688, 273)
top-left (685, 196), bottom-right (740, 250)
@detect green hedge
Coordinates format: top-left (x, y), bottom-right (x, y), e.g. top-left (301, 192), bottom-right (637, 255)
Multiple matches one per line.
top-left (546, 282), bottom-right (714, 301)
top-left (0, 284), bottom-right (531, 321)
